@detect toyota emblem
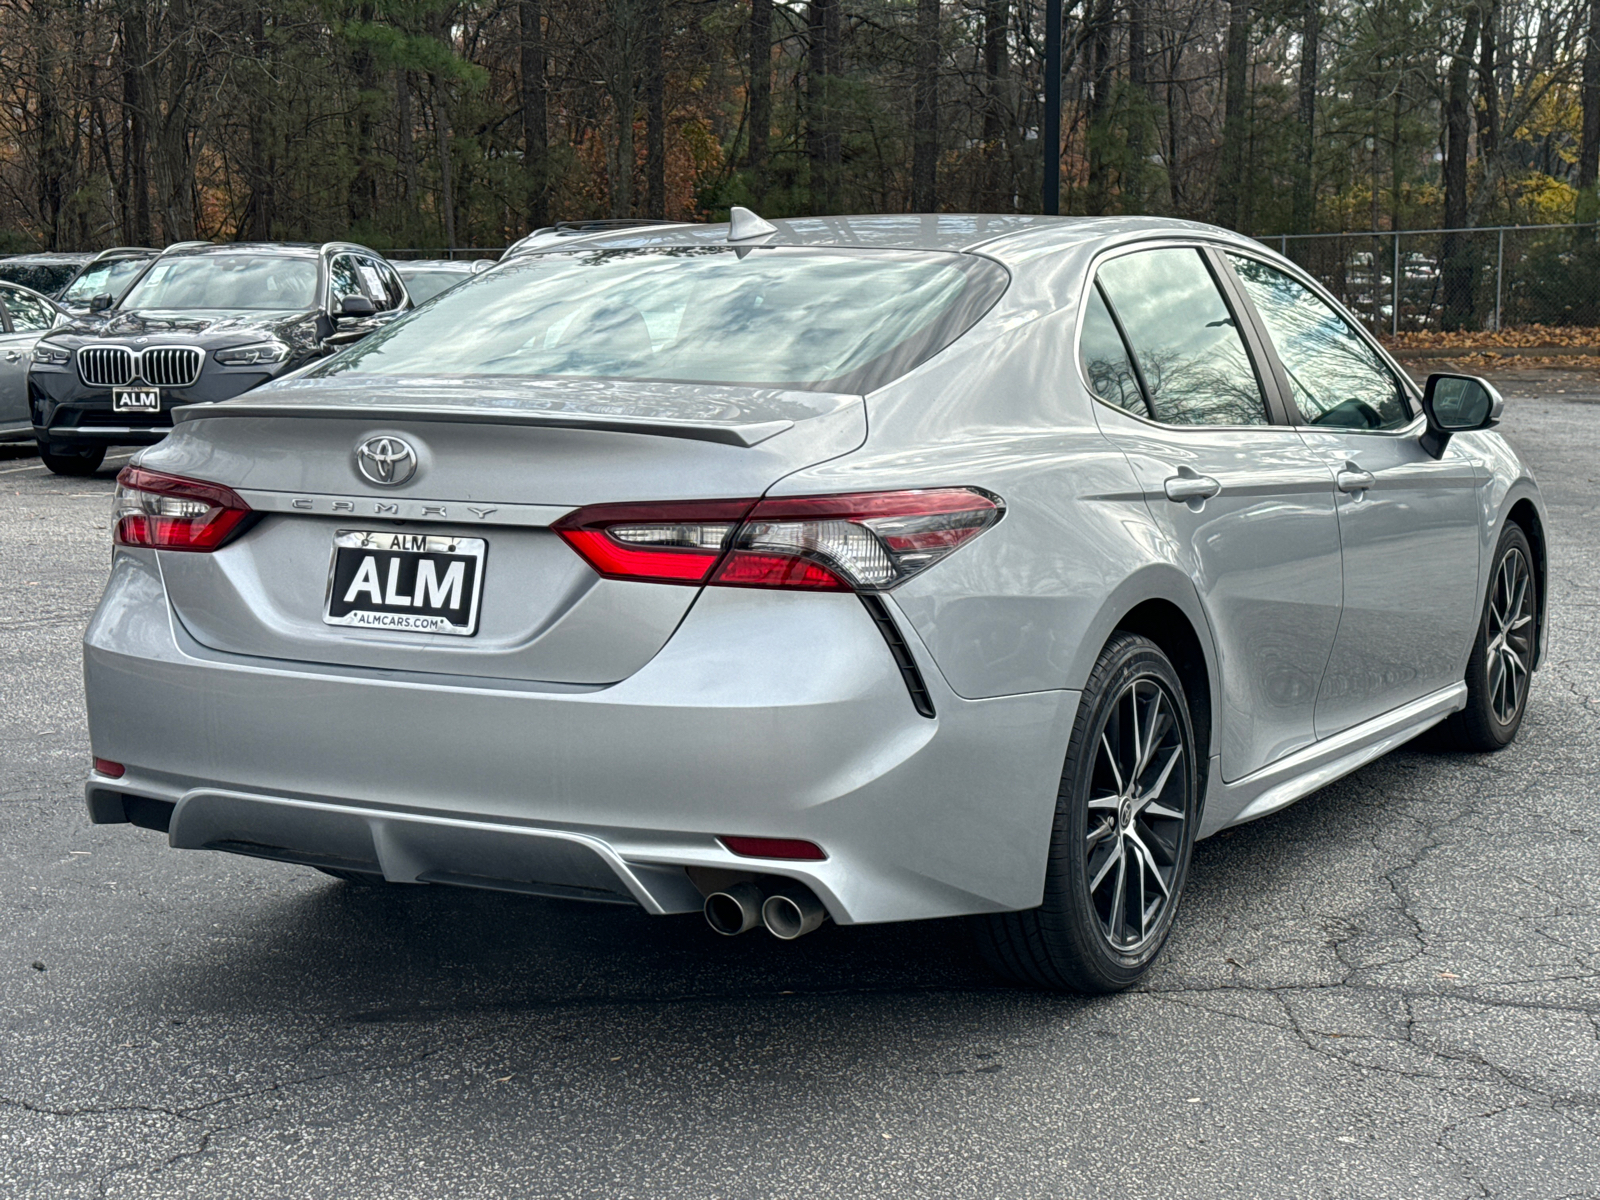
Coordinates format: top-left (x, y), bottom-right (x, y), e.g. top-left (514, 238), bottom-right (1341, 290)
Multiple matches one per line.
top-left (354, 435), bottom-right (418, 486)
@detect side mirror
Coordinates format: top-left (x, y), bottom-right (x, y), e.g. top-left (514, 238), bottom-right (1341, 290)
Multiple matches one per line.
top-left (339, 294), bottom-right (377, 318)
top-left (89, 292), bottom-right (113, 313)
top-left (1420, 372), bottom-right (1503, 459)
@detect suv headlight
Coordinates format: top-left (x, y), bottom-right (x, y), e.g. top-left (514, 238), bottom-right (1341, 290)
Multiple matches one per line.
top-left (32, 344), bottom-right (70, 366)
top-left (213, 340), bottom-right (291, 366)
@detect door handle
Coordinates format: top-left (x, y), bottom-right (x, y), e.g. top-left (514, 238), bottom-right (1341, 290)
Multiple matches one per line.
top-left (1336, 462), bottom-right (1376, 494)
top-left (1163, 470), bottom-right (1222, 502)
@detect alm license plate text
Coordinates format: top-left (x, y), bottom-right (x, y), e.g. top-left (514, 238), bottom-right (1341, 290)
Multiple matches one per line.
top-left (323, 530), bottom-right (486, 637)
top-left (112, 387), bottom-right (161, 413)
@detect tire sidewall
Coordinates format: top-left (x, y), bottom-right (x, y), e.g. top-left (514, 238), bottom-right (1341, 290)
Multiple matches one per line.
top-left (1052, 637), bottom-right (1199, 989)
top-left (1470, 524), bottom-right (1537, 746)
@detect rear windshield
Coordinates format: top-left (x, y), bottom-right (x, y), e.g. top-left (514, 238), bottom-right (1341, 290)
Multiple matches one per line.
top-left (120, 255), bottom-right (318, 311)
top-left (398, 267), bottom-right (471, 305)
top-left (313, 247), bottom-right (1009, 393)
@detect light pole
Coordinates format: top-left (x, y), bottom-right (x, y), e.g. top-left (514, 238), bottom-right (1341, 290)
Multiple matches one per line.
top-left (1043, 0), bottom-right (1061, 214)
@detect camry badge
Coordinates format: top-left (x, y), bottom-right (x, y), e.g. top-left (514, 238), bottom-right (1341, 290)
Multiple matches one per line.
top-left (354, 435), bottom-right (418, 486)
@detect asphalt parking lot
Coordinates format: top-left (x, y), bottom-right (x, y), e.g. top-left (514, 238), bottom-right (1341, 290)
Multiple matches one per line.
top-left (2, 373), bottom-right (1597, 1199)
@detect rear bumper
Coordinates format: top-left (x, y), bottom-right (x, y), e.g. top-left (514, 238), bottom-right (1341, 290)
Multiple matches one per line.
top-left (85, 550), bottom-right (1078, 924)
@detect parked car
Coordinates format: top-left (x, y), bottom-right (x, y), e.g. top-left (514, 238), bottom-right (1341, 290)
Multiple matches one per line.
top-left (0, 252), bottom-right (94, 296)
top-left (0, 281), bottom-right (66, 444)
top-left (55, 247), bottom-right (159, 315)
top-left (28, 240), bottom-right (410, 475)
top-left (81, 213), bottom-right (1546, 992)
top-left (394, 257), bottom-right (493, 305)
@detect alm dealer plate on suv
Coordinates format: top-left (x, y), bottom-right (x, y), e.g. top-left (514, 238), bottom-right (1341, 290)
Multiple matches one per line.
top-left (112, 387), bottom-right (161, 413)
top-left (324, 530), bottom-right (486, 636)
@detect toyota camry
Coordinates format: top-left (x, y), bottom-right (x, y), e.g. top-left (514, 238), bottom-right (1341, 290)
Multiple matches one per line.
top-left (81, 212), bottom-right (1547, 991)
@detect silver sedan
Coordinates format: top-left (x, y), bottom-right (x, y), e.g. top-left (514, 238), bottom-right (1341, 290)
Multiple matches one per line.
top-left (81, 214), bottom-right (1546, 991)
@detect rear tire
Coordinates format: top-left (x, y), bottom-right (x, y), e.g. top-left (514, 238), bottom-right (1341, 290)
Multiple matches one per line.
top-left (1439, 523), bottom-right (1537, 752)
top-left (40, 445), bottom-right (106, 476)
top-left (973, 632), bottom-right (1199, 993)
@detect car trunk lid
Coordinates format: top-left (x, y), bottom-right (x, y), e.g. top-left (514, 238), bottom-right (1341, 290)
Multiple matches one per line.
top-left (143, 377), bottom-right (865, 684)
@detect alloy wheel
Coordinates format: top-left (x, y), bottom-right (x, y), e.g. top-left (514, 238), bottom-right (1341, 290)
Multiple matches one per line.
top-left (1486, 546), bottom-right (1534, 726)
top-left (1084, 677), bottom-right (1190, 953)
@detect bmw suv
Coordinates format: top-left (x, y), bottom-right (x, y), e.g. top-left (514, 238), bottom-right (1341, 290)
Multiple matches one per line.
top-left (28, 241), bottom-right (410, 475)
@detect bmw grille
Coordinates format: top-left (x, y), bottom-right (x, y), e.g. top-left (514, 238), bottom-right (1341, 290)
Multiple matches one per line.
top-left (77, 345), bottom-right (203, 389)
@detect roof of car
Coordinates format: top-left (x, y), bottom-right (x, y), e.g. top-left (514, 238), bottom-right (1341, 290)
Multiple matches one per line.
top-left (157, 241), bottom-right (387, 260)
top-left (160, 242), bottom-right (323, 259)
top-left (395, 259), bottom-right (483, 271)
top-left (551, 214), bottom-right (1264, 260)
top-left (0, 251), bottom-right (95, 263)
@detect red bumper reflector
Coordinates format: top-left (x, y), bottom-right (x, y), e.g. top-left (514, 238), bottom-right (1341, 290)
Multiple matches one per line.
top-left (719, 835), bottom-right (827, 861)
top-left (93, 758), bottom-right (125, 778)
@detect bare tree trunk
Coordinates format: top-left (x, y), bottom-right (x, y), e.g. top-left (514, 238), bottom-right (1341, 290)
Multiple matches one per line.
top-left (1581, 0), bottom-right (1600, 209)
top-left (806, 0), bottom-right (836, 213)
top-left (520, 0), bottom-right (547, 228)
top-left (1214, 0), bottom-right (1250, 229)
top-left (1085, 0), bottom-right (1113, 215)
top-left (1291, 0), bottom-right (1319, 234)
top-left (606, 0), bottom-right (637, 218)
top-left (910, 0), bottom-right (938, 210)
top-left (1441, 8), bottom-right (1480, 331)
top-left (397, 70), bottom-right (419, 209)
top-left (121, 0), bottom-right (151, 244)
top-left (1477, 0), bottom-right (1499, 172)
top-left (35, 0), bottom-right (66, 248)
top-left (243, 6), bottom-right (274, 240)
top-left (980, 0), bottom-right (1007, 210)
top-left (644, 0), bottom-right (665, 217)
top-left (431, 75), bottom-right (457, 248)
top-left (746, 0), bottom-right (772, 199)
top-left (348, 2), bottom-right (379, 226)
top-left (1124, 0), bottom-right (1148, 213)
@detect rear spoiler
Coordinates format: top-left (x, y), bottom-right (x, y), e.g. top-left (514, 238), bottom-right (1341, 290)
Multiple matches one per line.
top-left (172, 400), bottom-right (818, 448)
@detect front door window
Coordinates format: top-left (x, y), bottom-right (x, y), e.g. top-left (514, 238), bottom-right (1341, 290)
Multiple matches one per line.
top-left (1227, 255), bottom-right (1412, 430)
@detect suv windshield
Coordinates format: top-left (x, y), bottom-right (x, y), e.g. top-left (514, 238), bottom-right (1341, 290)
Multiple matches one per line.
top-left (315, 247), bottom-right (1008, 392)
top-left (120, 255), bottom-right (318, 311)
top-left (61, 258), bottom-right (151, 304)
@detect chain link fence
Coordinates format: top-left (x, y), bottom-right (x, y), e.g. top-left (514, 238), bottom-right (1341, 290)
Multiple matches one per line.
top-left (1265, 223), bottom-right (1600, 335)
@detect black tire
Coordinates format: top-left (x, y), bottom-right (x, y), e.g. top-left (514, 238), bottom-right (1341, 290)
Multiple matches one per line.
top-left (973, 632), bottom-right (1199, 993)
top-left (1439, 523), bottom-right (1538, 752)
top-left (314, 867), bottom-right (388, 885)
top-left (39, 444), bottom-right (106, 476)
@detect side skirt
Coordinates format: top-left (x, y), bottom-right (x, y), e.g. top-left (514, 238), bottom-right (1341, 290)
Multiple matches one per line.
top-left (1198, 683), bottom-right (1469, 838)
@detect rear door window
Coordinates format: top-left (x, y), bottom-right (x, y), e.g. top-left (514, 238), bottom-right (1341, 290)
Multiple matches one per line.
top-left (1094, 248), bottom-right (1269, 427)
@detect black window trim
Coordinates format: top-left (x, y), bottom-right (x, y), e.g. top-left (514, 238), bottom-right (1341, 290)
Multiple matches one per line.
top-left (1216, 247), bottom-right (1422, 434)
top-left (1075, 238), bottom-right (1298, 431)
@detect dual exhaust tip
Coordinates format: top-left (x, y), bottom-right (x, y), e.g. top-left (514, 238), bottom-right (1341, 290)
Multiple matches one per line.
top-left (704, 880), bottom-right (827, 940)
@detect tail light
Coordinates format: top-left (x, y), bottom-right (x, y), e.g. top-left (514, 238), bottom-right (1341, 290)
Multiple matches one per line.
top-left (554, 488), bottom-right (1001, 592)
top-left (112, 466), bottom-right (253, 551)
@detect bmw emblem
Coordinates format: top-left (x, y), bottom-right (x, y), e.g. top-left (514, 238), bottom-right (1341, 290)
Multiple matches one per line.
top-left (354, 435), bottom-right (418, 486)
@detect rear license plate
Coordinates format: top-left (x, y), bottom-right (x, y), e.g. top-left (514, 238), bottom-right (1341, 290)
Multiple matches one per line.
top-left (323, 530), bottom-right (486, 637)
top-left (112, 387), bottom-right (161, 413)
